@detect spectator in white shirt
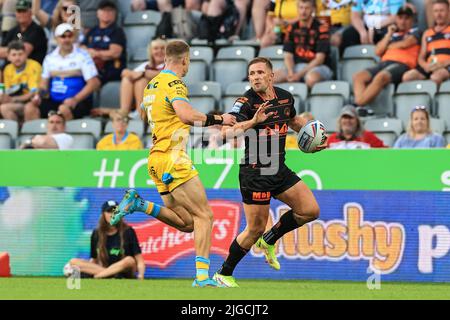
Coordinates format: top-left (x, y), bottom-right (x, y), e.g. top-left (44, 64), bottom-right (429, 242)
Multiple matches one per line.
top-left (20, 110), bottom-right (73, 149)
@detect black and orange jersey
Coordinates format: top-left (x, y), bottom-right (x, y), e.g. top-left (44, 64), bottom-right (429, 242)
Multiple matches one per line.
top-left (283, 18), bottom-right (331, 65)
top-left (423, 25), bottom-right (450, 64)
top-left (382, 27), bottom-right (421, 69)
top-left (229, 86), bottom-right (296, 168)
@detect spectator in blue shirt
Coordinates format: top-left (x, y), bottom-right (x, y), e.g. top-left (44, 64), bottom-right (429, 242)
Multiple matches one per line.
top-left (81, 0), bottom-right (126, 85)
top-left (394, 106), bottom-right (446, 148)
top-left (340, 0), bottom-right (406, 56)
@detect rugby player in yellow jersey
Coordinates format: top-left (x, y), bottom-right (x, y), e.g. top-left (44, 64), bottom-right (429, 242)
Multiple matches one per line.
top-left (110, 40), bottom-right (256, 287)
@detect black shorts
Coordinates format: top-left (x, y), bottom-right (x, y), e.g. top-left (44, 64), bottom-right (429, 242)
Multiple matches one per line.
top-left (39, 97), bottom-right (93, 119)
top-left (239, 164), bottom-right (301, 205)
top-left (366, 61), bottom-right (409, 84)
top-left (416, 65), bottom-right (450, 78)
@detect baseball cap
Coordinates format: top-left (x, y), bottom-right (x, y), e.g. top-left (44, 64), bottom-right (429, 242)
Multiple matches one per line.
top-left (397, 6), bottom-right (414, 17)
top-left (55, 23), bottom-right (74, 37)
top-left (340, 105), bottom-right (358, 118)
top-left (98, 0), bottom-right (117, 10)
top-left (16, 0), bottom-right (32, 10)
top-left (102, 200), bottom-right (118, 212)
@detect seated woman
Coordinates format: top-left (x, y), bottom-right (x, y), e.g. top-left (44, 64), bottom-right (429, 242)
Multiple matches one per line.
top-left (91, 38), bottom-right (166, 118)
top-left (96, 110), bottom-right (143, 150)
top-left (66, 200), bottom-right (145, 279)
top-left (394, 106), bottom-right (446, 148)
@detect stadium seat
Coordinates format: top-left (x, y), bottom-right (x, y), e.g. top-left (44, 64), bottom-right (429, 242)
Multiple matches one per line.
top-left (190, 46), bottom-right (214, 64)
top-left (276, 82), bottom-right (308, 113)
top-left (430, 118), bottom-right (447, 135)
top-left (367, 83), bottom-right (395, 117)
top-left (394, 80), bottom-right (437, 125)
top-left (0, 119), bottom-right (18, 149)
top-left (104, 119), bottom-right (145, 137)
top-left (212, 46), bottom-right (255, 90)
top-left (184, 47), bottom-right (214, 84)
top-left (444, 131), bottom-right (450, 146)
top-left (259, 45), bottom-right (284, 70)
top-left (222, 82), bottom-right (251, 112)
top-left (212, 60), bottom-right (248, 93)
top-left (123, 11), bottom-right (160, 52)
top-left (66, 119), bottom-right (102, 149)
top-left (364, 118), bottom-right (403, 147)
top-left (188, 81), bottom-right (222, 113)
top-left (340, 45), bottom-right (378, 86)
top-left (184, 60), bottom-right (208, 84)
top-left (436, 81), bottom-right (450, 126)
top-left (99, 81), bottom-right (121, 109)
top-left (216, 46), bottom-right (255, 63)
top-left (307, 81), bottom-right (350, 126)
top-left (130, 47), bottom-right (148, 63)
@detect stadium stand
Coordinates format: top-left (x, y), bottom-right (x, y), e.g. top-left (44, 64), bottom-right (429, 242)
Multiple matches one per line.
top-left (394, 80), bottom-right (437, 125)
top-left (65, 119), bottom-right (102, 150)
top-left (307, 81), bottom-right (350, 129)
top-left (277, 82), bottom-right (308, 114)
top-left (188, 81), bottom-right (222, 113)
top-left (340, 45), bottom-right (378, 87)
top-left (258, 45), bottom-right (284, 70)
top-left (123, 10), bottom-right (160, 53)
top-left (0, 119), bottom-right (18, 149)
top-left (364, 118), bottom-right (403, 147)
top-left (367, 84), bottom-right (395, 117)
top-left (184, 46), bottom-right (215, 83)
top-left (212, 46), bottom-right (256, 91)
top-left (436, 81), bottom-right (450, 126)
top-left (430, 118), bottom-right (447, 136)
top-left (99, 81), bottom-right (122, 109)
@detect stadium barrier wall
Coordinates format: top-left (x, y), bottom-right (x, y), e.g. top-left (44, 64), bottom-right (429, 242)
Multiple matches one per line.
top-left (0, 149), bottom-right (450, 282)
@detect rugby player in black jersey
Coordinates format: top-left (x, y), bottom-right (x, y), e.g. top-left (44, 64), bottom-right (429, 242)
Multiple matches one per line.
top-left (213, 57), bottom-right (327, 287)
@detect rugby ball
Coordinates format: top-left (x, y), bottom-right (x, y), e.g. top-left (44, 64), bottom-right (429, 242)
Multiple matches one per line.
top-left (63, 262), bottom-right (74, 277)
top-left (297, 120), bottom-right (327, 153)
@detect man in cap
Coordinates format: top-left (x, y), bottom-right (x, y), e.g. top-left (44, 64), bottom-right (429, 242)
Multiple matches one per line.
top-left (24, 23), bottom-right (101, 121)
top-left (0, 0), bottom-right (48, 64)
top-left (353, 6), bottom-right (421, 107)
top-left (327, 105), bottom-right (387, 149)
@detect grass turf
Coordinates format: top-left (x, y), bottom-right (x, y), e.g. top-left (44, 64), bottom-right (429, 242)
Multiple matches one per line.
top-left (1, 277), bottom-right (450, 300)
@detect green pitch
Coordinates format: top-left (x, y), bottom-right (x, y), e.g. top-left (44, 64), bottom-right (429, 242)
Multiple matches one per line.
top-left (1, 277), bottom-right (450, 300)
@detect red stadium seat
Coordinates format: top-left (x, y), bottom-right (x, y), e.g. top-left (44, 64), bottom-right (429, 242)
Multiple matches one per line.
top-left (0, 252), bottom-right (11, 277)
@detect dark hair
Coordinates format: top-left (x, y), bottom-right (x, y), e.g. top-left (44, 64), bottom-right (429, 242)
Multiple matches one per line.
top-left (7, 40), bottom-right (25, 52)
top-left (433, 0), bottom-right (449, 7)
top-left (96, 212), bottom-right (130, 268)
top-left (248, 57), bottom-right (273, 73)
top-left (165, 40), bottom-right (190, 62)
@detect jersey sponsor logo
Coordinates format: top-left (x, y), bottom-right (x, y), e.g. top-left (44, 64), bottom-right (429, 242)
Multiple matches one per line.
top-left (278, 99), bottom-right (289, 104)
top-left (259, 123), bottom-right (289, 136)
top-left (147, 82), bottom-right (159, 89)
top-left (130, 200), bottom-right (241, 267)
top-left (149, 166), bottom-right (157, 178)
top-left (168, 80), bottom-right (184, 87)
top-left (252, 192), bottom-right (271, 201)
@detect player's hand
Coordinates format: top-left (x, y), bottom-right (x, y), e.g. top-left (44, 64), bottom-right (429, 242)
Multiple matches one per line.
top-left (221, 113), bottom-right (237, 126)
top-left (312, 135), bottom-right (328, 153)
top-left (252, 101), bottom-right (274, 124)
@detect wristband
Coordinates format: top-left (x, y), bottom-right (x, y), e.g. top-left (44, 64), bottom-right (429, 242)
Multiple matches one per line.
top-left (204, 114), bottom-right (223, 127)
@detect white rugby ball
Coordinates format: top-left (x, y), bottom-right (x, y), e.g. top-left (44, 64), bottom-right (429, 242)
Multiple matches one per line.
top-left (297, 120), bottom-right (327, 153)
top-left (63, 263), bottom-right (74, 277)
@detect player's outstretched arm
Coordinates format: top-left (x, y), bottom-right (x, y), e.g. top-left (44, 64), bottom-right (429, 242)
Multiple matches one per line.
top-left (172, 99), bottom-right (236, 126)
top-left (288, 115), bottom-right (309, 133)
top-left (221, 101), bottom-right (273, 140)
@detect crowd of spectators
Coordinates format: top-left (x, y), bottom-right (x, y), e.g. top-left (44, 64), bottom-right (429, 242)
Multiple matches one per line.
top-left (0, 0), bottom-right (448, 151)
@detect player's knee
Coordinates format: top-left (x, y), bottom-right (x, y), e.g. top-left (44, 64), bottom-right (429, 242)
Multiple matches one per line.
top-left (69, 258), bottom-right (80, 266)
top-left (375, 72), bottom-right (390, 85)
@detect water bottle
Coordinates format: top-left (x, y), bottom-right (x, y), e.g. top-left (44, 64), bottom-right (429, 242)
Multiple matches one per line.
top-left (0, 83), bottom-right (4, 95)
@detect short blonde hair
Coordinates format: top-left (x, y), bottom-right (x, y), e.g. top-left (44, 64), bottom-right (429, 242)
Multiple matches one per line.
top-left (110, 110), bottom-right (129, 122)
top-left (148, 38), bottom-right (166, 63)
top-left (407, 108), bottom-right (431, 136)
top-left (165, 39), bottom-right (190, 63)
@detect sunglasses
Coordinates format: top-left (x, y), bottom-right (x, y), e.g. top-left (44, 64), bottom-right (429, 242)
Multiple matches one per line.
top-left (59, 33), bottom-right (74, 39)
top-left (48, 110), bottom-right (65, 121)
top-left (411, 106), bottom-right (428, 113)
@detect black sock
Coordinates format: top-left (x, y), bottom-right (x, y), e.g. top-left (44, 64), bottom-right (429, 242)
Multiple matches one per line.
top-left (262, 210), bottom-right (300, 245)
top-left (218, 238), bottom-right (249, 276)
